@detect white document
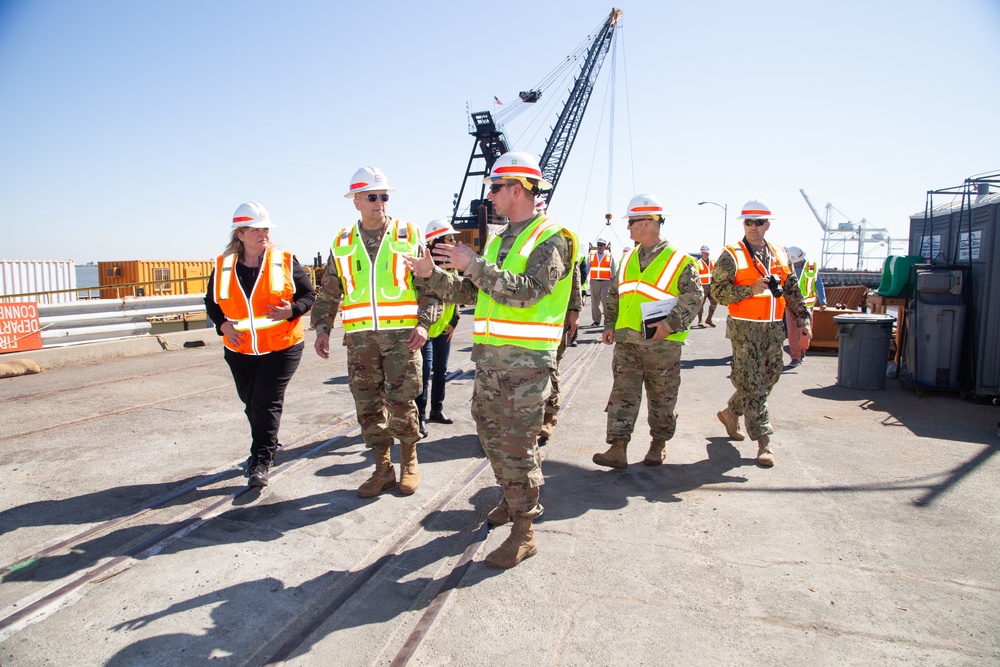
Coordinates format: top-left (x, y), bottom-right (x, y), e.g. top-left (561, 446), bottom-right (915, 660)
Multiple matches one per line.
top-left (640, 297), bottom-right (678, 322)
top-left (640, 297), bottom-right (678, 338)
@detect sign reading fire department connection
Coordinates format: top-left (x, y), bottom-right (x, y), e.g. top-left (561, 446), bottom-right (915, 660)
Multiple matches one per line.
top-left (0, 301), bottom-right (43, 353)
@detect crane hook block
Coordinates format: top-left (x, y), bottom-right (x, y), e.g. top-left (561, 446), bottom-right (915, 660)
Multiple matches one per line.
top-left (604, 213), bottom-right (612, 221)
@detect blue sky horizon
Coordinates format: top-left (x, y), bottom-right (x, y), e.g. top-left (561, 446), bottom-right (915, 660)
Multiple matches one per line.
top-left (1, 0), bottom-right (998, 270)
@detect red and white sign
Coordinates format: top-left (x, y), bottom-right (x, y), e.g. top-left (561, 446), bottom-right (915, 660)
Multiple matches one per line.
top-left (0, 301), bottom-right (43, 353)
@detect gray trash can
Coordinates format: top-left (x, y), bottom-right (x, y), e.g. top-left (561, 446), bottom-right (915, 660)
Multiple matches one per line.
top-left (834, 313), bottom-right (895, 390)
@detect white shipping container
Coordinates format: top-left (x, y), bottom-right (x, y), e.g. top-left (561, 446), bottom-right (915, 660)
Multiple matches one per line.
top-left (0, 260), bottom-right (78, 303)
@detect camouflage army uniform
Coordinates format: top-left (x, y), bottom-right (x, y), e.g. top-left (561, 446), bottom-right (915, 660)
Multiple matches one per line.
top-left (417, 218), bottom-right (574, 519)
top-left (311, 222), bottom-right (440, 449)
top-left (604, 240), bottom-right (704, 444)
top-left (540, 261), bottom-right (583, 441)
top-left (710, 241), bottom-right (810, 440)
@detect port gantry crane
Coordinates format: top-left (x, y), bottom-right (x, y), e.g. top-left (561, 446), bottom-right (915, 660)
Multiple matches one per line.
top-left (800, 188), bottom-right (893, 271)
top-left (450, 8), bottom-right (623, 249)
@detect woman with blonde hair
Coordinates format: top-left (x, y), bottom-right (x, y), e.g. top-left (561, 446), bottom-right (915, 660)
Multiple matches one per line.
top-left (204, 202), bottom-right (315, 487)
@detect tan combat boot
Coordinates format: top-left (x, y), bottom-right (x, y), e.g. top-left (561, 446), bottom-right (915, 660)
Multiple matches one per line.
top-left (756, 436), bottom-right (774, 467)
top-left (716, 407), bottom-right (746, 441)
top-left (484, 516), bottom-right (537, 568)
top-left (643, 439), bottom-right (666, 466)
top-left (357, 444), bottom-right (396, 497)
top-left (592, 438), bottom-right (629, 469)
top-left (398, 441), bottom-right (420, 495)
top-left (486, 497), bottom-right (510, 526)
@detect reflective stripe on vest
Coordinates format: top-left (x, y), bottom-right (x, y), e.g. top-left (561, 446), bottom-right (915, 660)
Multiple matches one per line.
top-left (332, 220), bottom-right (420, 333)
top-left (589, 250), bottom-right (612, 280)
top-left (723, 241), bottom-right (791, 322)
top-left (799, 262), bottom-right (818, 307)
top-left (616, 245), bottom-right (693, 342)
top-left (698, 258), bottom-right (714, 285)
top-left (473, 215), bottom-right (578, 350)
top-left (213, 249), bottom-right (304, 355)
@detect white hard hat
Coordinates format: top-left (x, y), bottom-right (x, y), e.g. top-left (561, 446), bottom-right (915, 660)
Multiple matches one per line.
top-left (786, 246), bottom-right (805, 263)
top-left (700, 245), bottom-right (710, 253)
top-left (425, 219), bottom-right (458, 243)
top-left (595, 237), bottom-right (608, 246)
top-left (232, 201), bottom-right (274, 228)
top-left (622, 193), bottom-right (667, 219)
top-left (737, 199), bottom-right (774, 220)
top-left (345, 166), bottom-right (395, 198)
top-left (483, 151), bottom-right (553, 191)
top-left (534, 196), bottom-right (547, 211)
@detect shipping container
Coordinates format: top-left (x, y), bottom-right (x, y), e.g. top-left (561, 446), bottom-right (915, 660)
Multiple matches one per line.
top-left (97, 260), bottom-right (212, 300)
top-left (0, 259), bottom-right (78, 303)
top-left (908, 191), bottom-right (1000, 397)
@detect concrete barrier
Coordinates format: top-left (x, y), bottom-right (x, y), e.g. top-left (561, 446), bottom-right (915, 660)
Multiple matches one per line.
top-left (0, 328), bottom-right (220, 371)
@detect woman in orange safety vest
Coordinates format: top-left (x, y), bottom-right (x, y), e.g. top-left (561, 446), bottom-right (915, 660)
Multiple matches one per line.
top-left (205, 202), bottom-right (315, 488)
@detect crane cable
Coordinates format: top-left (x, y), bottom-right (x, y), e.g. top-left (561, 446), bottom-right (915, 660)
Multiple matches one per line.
top-left (494, 20), bottom-right (607, 127)
top-left (574, 23), bottom-right (634, 253)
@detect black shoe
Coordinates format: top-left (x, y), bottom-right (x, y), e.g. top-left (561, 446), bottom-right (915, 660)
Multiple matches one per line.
top-left (248, 458), bottom-right (271, 488)
top-left (428, 411), bottom-right (453, 424)
top-left (537, 435), bottom-right (549, 447)
top-left (243, 455), bottom-right (254, 478)
top-left (418, 421), bottom-right (429, 438)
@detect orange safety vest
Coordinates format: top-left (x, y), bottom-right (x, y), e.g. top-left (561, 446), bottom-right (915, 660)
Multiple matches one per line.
top-left (589, 250), bottom-right (612, 280)
top-left (698, 257), bottom-right (714, 286)
top-left (722, 241), bottom-right (791, 322)
top-left (213, 249), bottom-right (303, 355)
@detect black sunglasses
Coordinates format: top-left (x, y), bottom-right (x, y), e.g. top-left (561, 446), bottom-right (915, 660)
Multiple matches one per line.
top-left (488, 182), bottom-right (518, 194)
top-left (743, 219), bottom-right (768, 227)
top-left (365, 193), bottom-right (390, 203)
top-left (627, 217), bottom-right (654, 227)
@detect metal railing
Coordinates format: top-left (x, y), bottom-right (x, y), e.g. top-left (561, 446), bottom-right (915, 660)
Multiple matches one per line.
top-left (0, 275), bottom-right (211, 303)
top-left (30, 294), bottom-right (207, 347)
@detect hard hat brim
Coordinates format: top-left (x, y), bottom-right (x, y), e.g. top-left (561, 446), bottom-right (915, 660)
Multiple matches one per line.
top-left (233, 220), bottom-right (276, 229)
top-left (344, 186), bottom-right (396, 199)
top-left (482, 175), bottom-right (554, 191)
top-left (622, 213), bottom-right (669, 219)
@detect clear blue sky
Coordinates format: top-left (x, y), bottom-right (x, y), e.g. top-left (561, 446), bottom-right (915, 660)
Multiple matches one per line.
top-left (1, 0), bottom-right (998, 270)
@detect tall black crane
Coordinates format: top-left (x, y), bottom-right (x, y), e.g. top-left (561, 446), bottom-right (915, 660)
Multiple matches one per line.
top-left (451, 8), bottom-right (623, 245)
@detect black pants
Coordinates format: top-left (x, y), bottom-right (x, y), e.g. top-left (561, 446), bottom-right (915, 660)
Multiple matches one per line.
top-left (224, 342), bottom-right (304, 463)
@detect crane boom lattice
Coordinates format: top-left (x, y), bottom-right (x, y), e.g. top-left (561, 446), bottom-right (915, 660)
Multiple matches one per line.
top-left (450, 8), bottom-right (624, 249)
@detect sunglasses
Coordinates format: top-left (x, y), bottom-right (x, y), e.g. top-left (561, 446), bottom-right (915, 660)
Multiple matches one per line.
top-left (743, 219), bottom-right (768, 227)
top-left (627, 218), bottom-right (654, 227)
top-left (365, 193), bottom-right (390, 203)
top-left (488, 182), bottom-right (518, 194)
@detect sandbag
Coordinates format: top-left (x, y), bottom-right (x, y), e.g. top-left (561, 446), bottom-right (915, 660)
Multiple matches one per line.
top-left (0, 358), bottom-right (43, 378)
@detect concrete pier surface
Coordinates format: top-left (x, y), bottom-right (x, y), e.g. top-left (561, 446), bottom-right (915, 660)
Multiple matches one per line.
top-left (1, 308), bottom-right (997, 666)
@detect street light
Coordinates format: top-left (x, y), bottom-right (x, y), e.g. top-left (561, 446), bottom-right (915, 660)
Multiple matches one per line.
top-left (698, 201), bottom-right (727, 249)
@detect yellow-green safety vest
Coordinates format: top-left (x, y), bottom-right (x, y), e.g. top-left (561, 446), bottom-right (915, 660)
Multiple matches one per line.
top-left (473, 215), bottom-right (578, 350)
top-left (428, 302), bottom-right (457, 339)
top-left (615, 244), bottom-right (694, 343)
top-left (798, 261), bottom-right (818, 308)
top-left (332, 219), bottom-right (420, 333)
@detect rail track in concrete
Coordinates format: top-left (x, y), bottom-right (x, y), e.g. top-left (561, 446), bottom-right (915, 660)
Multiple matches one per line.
top-left (0, 331), bottom-right (607, 665)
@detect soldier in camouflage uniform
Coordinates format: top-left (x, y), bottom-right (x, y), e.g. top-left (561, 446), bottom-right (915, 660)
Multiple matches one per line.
top-left (312, 166), bottom-right (439, 497)
top-left (539, 198), bottom-right (583, 447)
top-left (592, 194), bottom-right (703, 469)
top-left (407, 151), bottom-right (577, 569)
top-left (710, 199), bottom-right (812, 466)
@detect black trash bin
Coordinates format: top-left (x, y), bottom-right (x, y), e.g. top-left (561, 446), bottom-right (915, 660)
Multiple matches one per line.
top-left (834, 313), bottom-right (895, 390)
